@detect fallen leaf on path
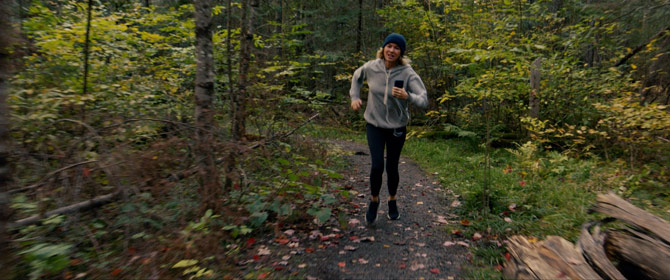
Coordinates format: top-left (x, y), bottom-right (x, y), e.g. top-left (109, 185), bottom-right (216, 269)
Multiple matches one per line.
top-left (358, 258), bottom-right (369, 264)
top-left (399, 263), bottom-right (406, 269)
top-left (457, 241), bottom-right (470, 247)
top-left (338, 262), bottom-right (346, 268)
top-left (436, 215), bottom-right (448, 224)
top-left (361, 236), bottom-right (375, 242)
top-left (309, 230), bottom-right (321, 240)
top-left (348, 218), bottom-right (360, 226)
top-left (281, 255), bottom-right (291, 261)
top-left (495, 264), bottom-right (503, 271)
top-left (288, 242), bottom-right (299, 248)
top-left (284, 229), bottom-right (295, 236)
top-left (246, 237), bottom-right (256, 248)
top-left (450, 200), bottom-right (462, 207)
top-left (257, 246), bottom-right (271, 256)
top-left (111, 268), bottom-right (122, 276)
top-left (383, 244), bottom-right (390, 248)
top-left (415, 242), bottom-right (425, 247)
top-left (276, 238), bottom-right (289, 244)
top-left (504, 217), bottom-right (513, 223)
top-left (443, 241), bottom-right (455, 247)
top-left (416, 201), bottom-right (424, 205)
top-left (460, 219), bottom-right (471, 226)
top-left (472, 232), bottom-right (482, 241)
top-left (298, 264), bottom-right (307, 268)
top-left (273, 266), bottom-right (284, 271)
top-left (409, 263), bottom-right (425, 271)
top-left (344, 245), bottom-right (357, 251)
top-left (504, 252), bottom-right (511, 261)
top-left (305, 248), bottom-right (314, 253)
top-left (430, 268), bottom-right (440, 274)
top-left (257, 272), bottom-right (268, 279)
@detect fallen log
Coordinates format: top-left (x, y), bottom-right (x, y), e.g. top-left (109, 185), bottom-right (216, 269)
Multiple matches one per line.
top-left (591, 191), bottom-right (670, 245)
top-left (605, 229), bottom-right (670, 279)
top-left (9, 190), bottom-right (122, 229)
top-left (577, 222), bottom-right (626, 280)
top-left (503, 235), bottom-right (602, 279)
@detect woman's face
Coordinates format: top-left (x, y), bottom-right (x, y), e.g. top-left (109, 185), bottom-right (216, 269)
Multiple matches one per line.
top-left (384, 43), bottom-right (401, 63)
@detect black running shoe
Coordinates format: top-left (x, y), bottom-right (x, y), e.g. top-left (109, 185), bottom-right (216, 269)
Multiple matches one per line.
top-left (366, 200), bottom-right (379, 224)
top-left (387, 200), bottom-right (399, 220)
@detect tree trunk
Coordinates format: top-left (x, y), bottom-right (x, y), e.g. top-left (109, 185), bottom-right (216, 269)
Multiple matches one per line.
top-left (233, 0), bottom-right (257, 141)
top-left (0, 0), bottom-right (15, 275)
top-left (194, 0), bottom-right (221, 212)
top-left (82, 0), bottom-right (93, 122)
top-left (529, 58), bottom-right (541, 119)
top-left (357, 0), bottom-right (362, 53)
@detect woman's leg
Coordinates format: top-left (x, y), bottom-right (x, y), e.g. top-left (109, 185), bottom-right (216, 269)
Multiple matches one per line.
top-left (366, 124), bottom-right (385, 201)
top-left (385, 127), bottom-right (406, 197)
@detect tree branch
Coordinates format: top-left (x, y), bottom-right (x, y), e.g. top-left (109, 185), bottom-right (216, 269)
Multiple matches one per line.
top-left (9, 190), bottom-right (122, 229)
top-left (616, 25), bottom-right (670, 67)
top-left (7, 160), bottom-right (98, 194)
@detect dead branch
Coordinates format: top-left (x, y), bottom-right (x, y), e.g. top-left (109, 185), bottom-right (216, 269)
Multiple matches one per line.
top-left (7, 160), bottom-right (98, 194)
top-left (242, 113), bottom-right (320, 152)
top-left (9, 190), bottom-right (122, 229)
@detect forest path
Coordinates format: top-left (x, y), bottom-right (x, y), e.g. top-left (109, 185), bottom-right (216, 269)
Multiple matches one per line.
top-left (300, 139), bottom-right (468, 279)
top-left (240, 139), bottom-right (469, 279)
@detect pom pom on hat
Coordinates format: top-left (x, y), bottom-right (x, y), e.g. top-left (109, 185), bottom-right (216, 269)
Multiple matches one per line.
top-left (382, 33), bottom-right (406, 55)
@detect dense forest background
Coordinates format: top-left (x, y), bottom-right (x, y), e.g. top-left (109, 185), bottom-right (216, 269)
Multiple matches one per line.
top-left (1, 0), bottom-right (669, 278)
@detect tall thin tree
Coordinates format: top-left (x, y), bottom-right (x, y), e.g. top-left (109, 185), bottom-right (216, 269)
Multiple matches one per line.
top-left (82, 0), bottom-right (93, 121)
top-left (194, 0), bottom-right (221, 212)
top-left (232, 0), bottom-right (258, 141)
top-left (0, 0), bottom-right (15, 276)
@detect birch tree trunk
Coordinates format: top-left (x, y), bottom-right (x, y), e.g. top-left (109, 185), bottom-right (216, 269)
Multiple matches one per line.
top-left (194, 0), bottom-right (221, 212)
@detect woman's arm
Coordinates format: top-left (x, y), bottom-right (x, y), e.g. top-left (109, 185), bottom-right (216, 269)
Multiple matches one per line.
top-left (406, 73), bottom-right (428, 109)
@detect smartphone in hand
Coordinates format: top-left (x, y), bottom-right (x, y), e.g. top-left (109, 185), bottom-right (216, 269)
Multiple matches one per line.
top-left (394, 80), bottom-right (404, 88)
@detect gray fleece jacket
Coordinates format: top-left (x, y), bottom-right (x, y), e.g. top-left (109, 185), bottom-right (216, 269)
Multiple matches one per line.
top-left (350, 59), bottom-right (428, 129)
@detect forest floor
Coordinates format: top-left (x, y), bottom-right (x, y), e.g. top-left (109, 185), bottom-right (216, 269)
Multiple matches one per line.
top-left (237, 139), bottom-right (469, 279)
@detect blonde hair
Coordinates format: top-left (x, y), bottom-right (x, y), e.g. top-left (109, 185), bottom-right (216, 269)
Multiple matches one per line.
top-left (376, 47), bottom-right (411, 65)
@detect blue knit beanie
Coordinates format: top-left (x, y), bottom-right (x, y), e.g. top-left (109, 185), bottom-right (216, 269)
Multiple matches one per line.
top-left (382, 33), bottom-right (406, 55)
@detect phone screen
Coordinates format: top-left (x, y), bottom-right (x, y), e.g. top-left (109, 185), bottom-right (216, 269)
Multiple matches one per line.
top-left (394, 80), bottom-right (404, 88)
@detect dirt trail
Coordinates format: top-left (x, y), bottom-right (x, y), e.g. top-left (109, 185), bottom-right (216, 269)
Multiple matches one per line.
top-left (240, 139), bottom-right (469, 279)
top-left (301, 139), bottom-right (468, 279)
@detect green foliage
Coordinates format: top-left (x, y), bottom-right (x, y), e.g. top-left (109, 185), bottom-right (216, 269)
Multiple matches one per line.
top-left (19, 243), bottom-right (73, 280)
top-left (171, 259), bottom-right (214, 279)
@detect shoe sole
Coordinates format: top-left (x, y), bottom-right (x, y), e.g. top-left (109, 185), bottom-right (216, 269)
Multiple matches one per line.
top-left (387, 214), bottom-right (400, 220)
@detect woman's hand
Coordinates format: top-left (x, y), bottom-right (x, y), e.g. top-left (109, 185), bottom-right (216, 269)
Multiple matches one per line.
top-left (351, 99), bottom-right (363, 111)
top-left (392, 87), bottom-right (408, 100)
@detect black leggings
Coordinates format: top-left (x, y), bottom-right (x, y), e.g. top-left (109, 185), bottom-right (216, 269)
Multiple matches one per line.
top-left (366, 123), bottom-right (406, 198)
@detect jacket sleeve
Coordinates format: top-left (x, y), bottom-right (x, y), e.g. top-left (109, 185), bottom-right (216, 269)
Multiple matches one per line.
top-left (349, 63), bottom-right (367, 101)
top-left (406, 71), bottom-right (428, 109)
